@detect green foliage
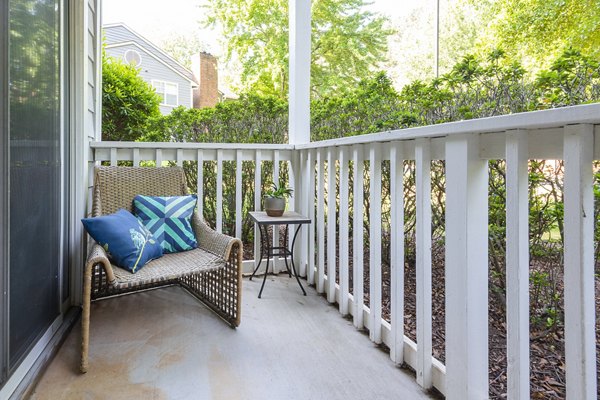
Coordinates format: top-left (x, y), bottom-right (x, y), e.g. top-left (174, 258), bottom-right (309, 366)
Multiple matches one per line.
top-left (102, 52), bottom-right (161, 141)
top-left (264, 182), bottom-right (293, 199)
top-left (467, 0), bottom-right (600, 71)
top-left (204, 0), bottom-right (391, 98)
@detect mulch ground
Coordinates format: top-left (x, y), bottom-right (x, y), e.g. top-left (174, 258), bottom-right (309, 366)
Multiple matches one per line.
top-left (244, 232), bottom-right (600, 399)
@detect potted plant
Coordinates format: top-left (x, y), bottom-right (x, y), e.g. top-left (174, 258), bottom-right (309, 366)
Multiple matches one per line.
top-left (264, 182), bottom-right (293, 217)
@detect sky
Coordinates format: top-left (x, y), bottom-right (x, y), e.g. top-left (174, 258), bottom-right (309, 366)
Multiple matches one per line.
top-left (102, 0), bottom-right (423, 57)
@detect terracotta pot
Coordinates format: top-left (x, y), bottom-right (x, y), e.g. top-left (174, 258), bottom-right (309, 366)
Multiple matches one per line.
top-left (264, 197), bottom-right (286, 217)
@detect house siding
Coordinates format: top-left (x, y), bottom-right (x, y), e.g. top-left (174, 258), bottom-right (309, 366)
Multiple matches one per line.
top-left (103, 25), bottom-right (195, 115)
top-left (106, 43), bottom-right (192, 114)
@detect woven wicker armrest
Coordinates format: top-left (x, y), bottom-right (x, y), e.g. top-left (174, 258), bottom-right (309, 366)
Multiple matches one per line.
top-left (192, 213), bottom-right (241, 260)
top-left (85, 243), bottom-right (116, 285)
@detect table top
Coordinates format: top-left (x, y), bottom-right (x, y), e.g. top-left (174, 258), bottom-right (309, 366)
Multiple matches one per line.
top-left (249, 211), bottom-right (311, 225)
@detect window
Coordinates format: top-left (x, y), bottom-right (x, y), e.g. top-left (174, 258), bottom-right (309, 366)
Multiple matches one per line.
top-left (152, 80), bottom-right (178, 107)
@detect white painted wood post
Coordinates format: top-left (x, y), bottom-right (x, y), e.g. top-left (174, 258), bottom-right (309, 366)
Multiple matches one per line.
top-left (415, 138), bottom-right (432, 389)
top-left (254, 150), bottom-right (262, 271)
top-left (369, 143), bottom-right (382, 344)
top-left (563, 124), bottom-right (597, 400)
top-left (197, 150), bottom-right (204, 219)
top-left (297, 150), bottom-right (308, 276)
top-left (273, 150), bottom-right (280, 270)
top-left (317, 149), bottom-right (326, 293)
top-left (307, 150), bottom-right (316, 285)
top-left (155, 148), bottom-right (163, 167)
top-left (133, 148), bottom-right (140, 166)
top-left (505, 130), bottom-right (530, 400)
top-left (445, 134), bottom-right (489, 400)
top-left (235, 149), bottom-right (243, 239)
top-left (390, 143), bottom-right (405, 364)
top-left (339, 147), bottom-right (350, 315)
top-left (326, 148), bottom-right (337, 303)
top-left (352, 145), bottom-right (365, 329)
top-left (176, 149), bottom-right (183, 167)
top-left (288, 0), bottom-right (310, 145)
top-left (216, 149), bottom-right (223, 233)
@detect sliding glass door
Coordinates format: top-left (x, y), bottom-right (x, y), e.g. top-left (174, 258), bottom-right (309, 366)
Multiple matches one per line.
top-left (1, 0), bottom-right (68, 381)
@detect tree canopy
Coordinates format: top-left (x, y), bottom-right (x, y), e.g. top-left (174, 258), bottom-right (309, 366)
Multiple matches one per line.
top-left (468, 0), bottom-right (600, 70)
top-left (204, 0), bottom-right (391, 98)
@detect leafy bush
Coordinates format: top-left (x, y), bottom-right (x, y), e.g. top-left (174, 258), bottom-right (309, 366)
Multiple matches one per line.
top-left (102, 53), bottom-right (161, 141)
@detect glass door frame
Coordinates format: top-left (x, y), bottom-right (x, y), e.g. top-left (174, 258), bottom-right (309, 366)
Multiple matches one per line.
top-left (0, 0), bottom-right (9, 386)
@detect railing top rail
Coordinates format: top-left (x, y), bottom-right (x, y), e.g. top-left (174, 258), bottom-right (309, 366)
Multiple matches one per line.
top-left (297, 103), bottom-right (600, 150)
top-left (90, 142), bottom-right (295, 150)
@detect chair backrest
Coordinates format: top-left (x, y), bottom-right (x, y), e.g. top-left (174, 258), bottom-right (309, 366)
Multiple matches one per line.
top-left (92, 166), bottom-right (189, 216)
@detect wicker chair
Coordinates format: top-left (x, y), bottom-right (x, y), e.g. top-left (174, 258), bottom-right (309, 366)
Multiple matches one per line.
top-left (80, 166), bottom-right (242, 373)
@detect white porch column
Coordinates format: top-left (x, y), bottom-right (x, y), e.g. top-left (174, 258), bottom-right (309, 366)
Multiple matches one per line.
top-left (445, 134), bottom-right (489, 400)
top-left (288, 0), bottom-right (311, 145)
top-left (563, 124), bottom-right (597, 399)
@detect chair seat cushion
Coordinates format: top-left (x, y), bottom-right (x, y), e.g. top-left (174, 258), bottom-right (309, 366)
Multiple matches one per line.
top-left (133, 194), bottom-right (198, 254)
top-left (82, 209), bottom-right (163, 273)
top-left (111, 247), bottom-right (224, 289)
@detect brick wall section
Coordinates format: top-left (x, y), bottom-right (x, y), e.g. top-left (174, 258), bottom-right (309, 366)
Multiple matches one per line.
top-left (192, 52), bottom-right (219, 109)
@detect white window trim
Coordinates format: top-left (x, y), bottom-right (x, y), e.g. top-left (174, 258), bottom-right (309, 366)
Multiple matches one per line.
top-left (151, 79), bottom-right (179, 107)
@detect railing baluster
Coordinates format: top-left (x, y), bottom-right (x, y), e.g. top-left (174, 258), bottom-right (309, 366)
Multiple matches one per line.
top-left (390, 142), bottom-right (405, 364)
top-left (176, 148), bottom-right (183, 167)
top-left (216, 149), bottom-right (223, 234)
top-left (273, 150), bottom-right (280, 271)
top-left (197, 150), bottom-right (203, 218)
top-left (445, 134), bottom-right (489, 399)
top-left (317, 149), bottom-right (325, 293)
top-left (505, 130), bottom-right (530, 400)
top-left (155, 148), bottom-right (162, 167)
top-left (254, 150), bottom-right (262, 271)
top-left (235, 149), bottom-right (243, 240)
top-left (352, 144), bottom-right (364, 329)
top-left (110, 147), bottom-right (117, 166)
top-left (307, 150), bottom-right (316, 285)
top-left (369, 143), bottom-right (382, 343)
top-left (339, 147), bottom-right (349, 315)
top-left (326, 148), bottom-right (337, 303)
top-left (133, 148), bottom-right (140, 167)
top-left (563, 124), bottom-right (597, 400)
top-left (416, 138), bottom-right (432, 389)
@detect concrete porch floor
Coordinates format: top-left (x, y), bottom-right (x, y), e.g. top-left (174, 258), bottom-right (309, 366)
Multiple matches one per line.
top-left (30, 275), bottom-right (433, 400)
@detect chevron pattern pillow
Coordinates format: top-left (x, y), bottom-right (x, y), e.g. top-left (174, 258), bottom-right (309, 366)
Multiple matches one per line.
top-left (133, 194), bottom-right (198, 254)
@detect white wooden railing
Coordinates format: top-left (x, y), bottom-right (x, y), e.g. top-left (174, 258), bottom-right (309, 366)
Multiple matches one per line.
top-left (91, 103), bottom-right (600, 400)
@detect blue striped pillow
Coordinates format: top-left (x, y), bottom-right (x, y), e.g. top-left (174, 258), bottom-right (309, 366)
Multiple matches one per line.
top-left (133, 194), bottom-right (198, 254)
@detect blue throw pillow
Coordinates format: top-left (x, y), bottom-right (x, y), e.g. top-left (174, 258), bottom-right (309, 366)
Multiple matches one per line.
top-left (81, 209), bottom-right (163, 273)
top-left (133, 194), bottom-right (198, 254)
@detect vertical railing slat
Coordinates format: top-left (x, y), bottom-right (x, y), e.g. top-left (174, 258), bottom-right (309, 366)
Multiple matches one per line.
top-left (416, 138), bottom-right (433, 389)
top-left (235, 149), bottom-right (243, 239)
top-left (133, 148), bottom-right (140, 167)
top-left (272, 150), bottom-right (280, 270)
top-left (339, 147), bottom-right (350, 315)
top-left (326, 148), bottom-right (337, 303)
top-left (307, 150), bottom-right (316, 285)
top-left (110, 147), bottom-right (117, 166)
top-left (563, 124), bottom-right (597, 400)
top-left (352, 145), bottom-right (364, 329)
top-left (505, 130), bottom-right (530, 400)
top-left (155, 148), bottom-right (162, 167)
top-left (197, 150), bottom-right (204, 218)
top-left (369, 143), bottom-right (382, 343)
top-left (445, 134), bottom-right (489, 399)
top-left (254, 150), bottom-right (262, 270)
top-left (216, 149), bottom-right (223, 234)
top-left (317, 149), bottom-right (326, 293)
top-left (176, 148), bottom-right (183, 167)
top-left (390, 142), bottom-right (405, 364)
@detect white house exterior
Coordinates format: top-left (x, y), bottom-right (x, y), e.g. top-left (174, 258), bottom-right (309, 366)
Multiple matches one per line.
top-left (103, 23), bottom-right (197, 115)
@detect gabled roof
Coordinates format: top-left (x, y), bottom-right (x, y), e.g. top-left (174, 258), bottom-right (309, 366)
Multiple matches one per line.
top-left (103, 23), bottom-right (198, 86)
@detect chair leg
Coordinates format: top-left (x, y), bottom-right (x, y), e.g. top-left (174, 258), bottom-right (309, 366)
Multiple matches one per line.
top-left (80, 264), bottom-right (93, 373)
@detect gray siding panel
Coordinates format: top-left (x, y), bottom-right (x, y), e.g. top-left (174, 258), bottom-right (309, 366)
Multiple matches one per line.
top-left (105, 44), bottom-right (192, 114)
